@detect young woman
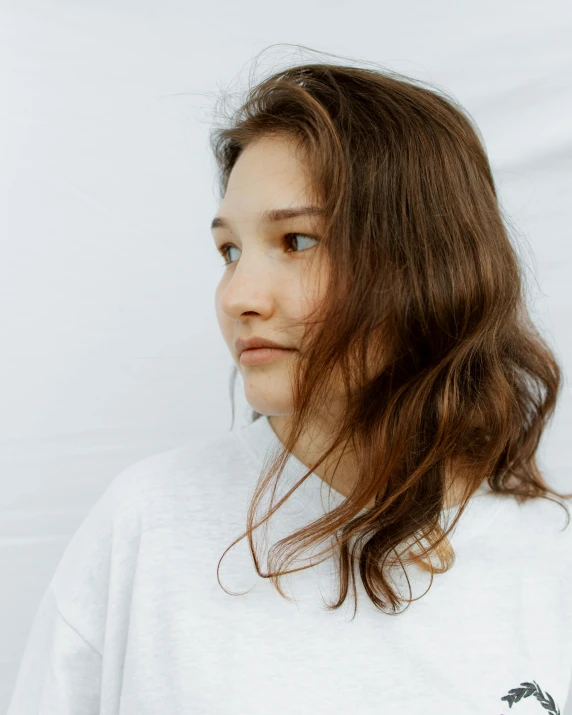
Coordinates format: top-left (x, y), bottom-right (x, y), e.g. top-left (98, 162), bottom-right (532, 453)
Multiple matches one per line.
top-left (8, 59), bottom-right (572, 715)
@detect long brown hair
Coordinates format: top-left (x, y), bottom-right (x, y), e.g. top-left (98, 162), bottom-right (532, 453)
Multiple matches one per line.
top-left (208, 46), bottom-right (571, 618)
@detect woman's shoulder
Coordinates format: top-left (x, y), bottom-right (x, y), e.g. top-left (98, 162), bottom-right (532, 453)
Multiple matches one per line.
top-left (97, 428), bottom-right (246, 528)
top-left (48, 429), bottom-right (244, 618)
top-left (480, 488), bottom-right (572, 576)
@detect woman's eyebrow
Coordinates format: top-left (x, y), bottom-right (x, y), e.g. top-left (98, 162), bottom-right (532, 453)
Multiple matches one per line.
top-left (210, 206), bottom-right (324, 232)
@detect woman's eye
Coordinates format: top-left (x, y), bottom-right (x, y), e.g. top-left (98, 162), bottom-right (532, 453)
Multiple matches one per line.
top-left (218, 233), bottom-right (318, 267)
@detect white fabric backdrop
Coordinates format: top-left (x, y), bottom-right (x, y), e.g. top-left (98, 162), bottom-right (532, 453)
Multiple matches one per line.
top-left (1, 0), bottom-right (571, 708)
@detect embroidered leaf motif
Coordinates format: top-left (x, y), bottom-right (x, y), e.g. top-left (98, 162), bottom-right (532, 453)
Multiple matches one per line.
top-left (500, 680), bottom-right (560, 714)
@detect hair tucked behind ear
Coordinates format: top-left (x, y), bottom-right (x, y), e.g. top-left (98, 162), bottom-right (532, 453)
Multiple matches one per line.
top-left (209, 44), bottom-right (571, 619)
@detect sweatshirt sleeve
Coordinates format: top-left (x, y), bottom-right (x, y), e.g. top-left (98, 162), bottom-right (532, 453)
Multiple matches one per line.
top-left (6, 583), bottom-right (102, 715)
top-left (6, 445), bottom-right (193, 715)
top-left (563, 670), bottom-right (572, 715)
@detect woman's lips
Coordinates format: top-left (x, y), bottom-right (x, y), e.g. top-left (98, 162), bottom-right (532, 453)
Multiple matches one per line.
top-left (239, 347), bottom-right (295, 366)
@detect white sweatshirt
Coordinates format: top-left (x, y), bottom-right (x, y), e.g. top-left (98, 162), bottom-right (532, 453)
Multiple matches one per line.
top-left (7, 414), bottom-right (572, 715)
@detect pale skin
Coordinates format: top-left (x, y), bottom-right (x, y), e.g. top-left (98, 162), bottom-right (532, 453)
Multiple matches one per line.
top-left (212, 134), bottom-right (467, 512)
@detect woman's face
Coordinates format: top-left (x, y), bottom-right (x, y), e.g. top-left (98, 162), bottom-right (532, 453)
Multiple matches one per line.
top-left (213, 134), bottom-right (329, 418)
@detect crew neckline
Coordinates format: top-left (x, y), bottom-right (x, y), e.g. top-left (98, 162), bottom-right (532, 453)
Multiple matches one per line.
top-left (236, 413), bottom-right (506, 539)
